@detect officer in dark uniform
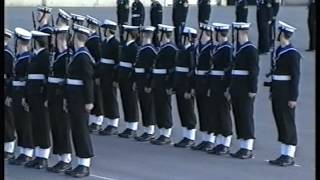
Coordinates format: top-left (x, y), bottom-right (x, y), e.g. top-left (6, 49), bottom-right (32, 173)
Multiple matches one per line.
top-left (117, 25), bottom-right (140, 138)
top-left (206, 23), bottom-right (233, 155)
top-left (172, 0), bottom-right (189, 47)
top-left (46, 26), bottom-right (73, 173)
top-left (198, 0), bottom-right (211, 26)
top-left (9, 28), bottom-right (34, 166)
top-left (56, 8), bottom-right (72, 27)
top-left (64, 25), bottom-right (95, 178)
top-left (131, 0), bottom-right (145, 26)
top-left (268, 21), bottom-right (301, 167)
top-left (150, 0), bottom-right (163, 47)
top-left (191, 23), bottom-right (216, 151)
top-left (150, 24), bottom-right (178, 145)
top-left (173, 27), bottom-right (198, 148)
top-left (24, 30), bottom-right (51, 169)
top-left (229, 22), bottom-right (259, 159)
top-left (235, 0), bottom-right (248, 22)
top-left (98, 19), bottom-right (121, 136)
top-left (134, 26), bottom-right (157, 142)
top-left (85, 15), bottom-right (104, 133)
top-left (4, 28), bottom-right (16, 160)
top-left (306, 0), bottom-right (315, 51)
top-left (117, 0), bottom-right (130, 43)
top-left (256, 0), bottom-right (273, 54)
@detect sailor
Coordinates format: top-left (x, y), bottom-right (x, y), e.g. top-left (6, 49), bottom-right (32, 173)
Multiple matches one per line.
top-left (64, 24), bottom-right (95, 177)
top-left (150, 0), bottom-right (163, 47)
top-left (117, 0), bottom-right (130, 43)
top-left (85, 15), bottom-right (105, 133)
top-left (56, 8), bottom-right (72, 27)
top-left (268, 21), bottom-right (301, 167)
top-left (131, 0), bottom-right (145, 26)
top-left (4, 28), bottom-right (16, 160)
top-left (134, 26), bottom-right (157, 142)
top-left (172, 0), bottom-right (189, 47)
top-left (8, 28), bottom-right (34, 166)
top-left (198, 0), bottom-right (211, 26)
top-left (235, 0), bottom-right (248, 22)
top-left (206, 23), bottom-right (233, 155)
top-left (173, 27), bottom-right (198, 148)
top-left (117, 25), bottom-right (140, 138)
top-left (71, 13), bottom-right (86, 26)
top-left (35, 6), bottom-right (54, 53)
top-left (191, 23), bottom-right (216, 151)
top-left (46, 26), bottom-right (73, 173)
top-left (24, 30), bottom-right (51, 169)
top-left (98, 19), bottom-right (121, 136)
top-left (229, 22), bottom-right (259, 159)
top-left (150, 24), bottom-right (178, 145)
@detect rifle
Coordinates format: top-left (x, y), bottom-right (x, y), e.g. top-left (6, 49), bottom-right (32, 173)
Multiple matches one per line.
top-left (32, 11), bottom-right (37, 50)
top-left (264, 20), bottom-right (276, 87)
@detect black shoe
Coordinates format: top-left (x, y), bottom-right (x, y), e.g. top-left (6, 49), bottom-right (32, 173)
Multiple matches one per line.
top-left (135, 133), bottom-right (156, 142)
top-left (99, 126), bottom-right (118, 136)
top-left (33, 157), bottom-right (48, 169)
top-left (4, 152), bottom-right (15, 160)
top-left (174, 138), bottom-right (195, 148)
top-left (118, 128), bottom-right (136, 138)
top-left (65, 165), bottom-right (90, 178)
top-left (191, 141), bottom-right (207, 151)
top-left (47, 161), bottom-right (72, 173)
top-left (203, 142), bottom-right (215, 151)
top-left (230, 148), bottom-right (253, 159)
top-left (305, 48), bottom-right (314, 52)
top-left (207, 144), bottom-right (230, 155)
top-left (25, 157), bottom-right (40, 168)
top-left (9, 154), bottom-right (32, 165)
top-left (89, 123), bottom-right (102, 133)
top-left (150, 135), bottom-right (171, 145)
top-left (269, 155), bottom-right (295, 167)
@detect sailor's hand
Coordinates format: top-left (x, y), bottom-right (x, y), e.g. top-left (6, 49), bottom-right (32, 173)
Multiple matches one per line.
top-left (248, 92), bottom-right (256, 98)
top-left (5, 97), bottom-right (12, 107)
top-left (85, 103), bottom-right (94, 112)
top-left (224, 91), bottom-right (231, 101)
top-left (44, 100), bottom-right (48, 107)
top-left (132, 82), bottom-right (137, 91)
top-left (63, 99), bottom-right (68, 113)
top-left (207, 89), bottom-right (211, 97)
top-left (113, 81), bottom-right (119, 88)
top-left (144, 87), bottom-right (152, 93)
top-left (288, 101), bottom-right (297, 108)
top-left (184, 92), bottom-right (192, 99)
top-left (166, 88), bottom-right (173, 95)
top-left (22, 98), bottom-right (29, 112)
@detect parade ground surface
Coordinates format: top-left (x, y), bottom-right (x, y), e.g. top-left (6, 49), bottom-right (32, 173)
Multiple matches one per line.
top-left (4, 6), bottom-right (315, 180)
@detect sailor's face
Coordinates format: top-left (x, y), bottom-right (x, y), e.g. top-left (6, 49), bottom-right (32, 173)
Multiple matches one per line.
top-left (37, 11), bottom-right (44, 21)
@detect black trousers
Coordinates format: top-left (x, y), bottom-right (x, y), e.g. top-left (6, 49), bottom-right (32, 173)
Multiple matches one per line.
top-left (28, 94), bottom-right (51, 149)
top-left (195, 90), bottom-right (211, 132)
top-left (153, 88), bottom-right (173, 129)
top-left (91, 83), bottom-right (104, 117)
top-left (66, 85), bottom-right (94, 158)
top-left (231, 95), bottom-right (255, 140)
top-left (12, 87), bottom-right (34, 148)
top-left (48, 84), bottom-right (72, 155)
top-left (101, 78), bottom-right (120, 120)
top-left (271, 97), bottom-right (297, 146)
top-left (138, 89), bottom-right (156, 127)
top-left (307, 9), bottom-right (315, 50)
top-left (5, 105), bottom-right (16, 142)
top-left (176, 91), bottom-right (197, 129)
top-left (174, 23), bottom-right (184, 47)
top-left (209, 94), bottom-right (232, 136)
top-left (152, 27), bottom-right (160, 47)
top-left (119, 81), bottom-right (139, 123)
top-left (236, 7), bottom-right (248, 22)
top-left (257, 11), bottom-right (270, 53)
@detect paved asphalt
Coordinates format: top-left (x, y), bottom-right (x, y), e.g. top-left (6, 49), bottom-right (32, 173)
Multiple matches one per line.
top-left (4, 5), bottom-right (315, 180)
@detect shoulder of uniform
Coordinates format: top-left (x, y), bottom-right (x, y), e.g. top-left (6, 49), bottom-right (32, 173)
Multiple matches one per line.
top-left (4, 48), bottom-right (15, 58)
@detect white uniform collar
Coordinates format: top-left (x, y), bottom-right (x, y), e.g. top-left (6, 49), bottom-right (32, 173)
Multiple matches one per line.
top-left (126, 40), bottom-right (135, 46)
top-left (34, 48), bottom-right (46, 55)
top-left (106, 35), bottom-right (115, 42)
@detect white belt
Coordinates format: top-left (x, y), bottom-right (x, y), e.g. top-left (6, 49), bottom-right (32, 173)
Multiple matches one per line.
top-left (101, 58), bottom-right (115, 65)
top-left (132, 14), bottom-right (140, 17)
top-left (272, 75), bottom-right (291, 81)
top-left (231, 70), bottom-right (249, 76)
top-left (66, 78), bottom-right (84, 85)
top-left (27, 74), bottom-right (46, 80)
top-left (175, 66), bottom-right (189, 72)
top-left (195, 70), bottom-right (207, 76)
top-left (48, 77), bottom-right (65, 84)
top-left (210, 70), bottom-right (225, 76)
top-left (135, 68), bottom-right (145, 73)
top-left (119, 61), bottom-right (133, 68)
top-left (153, 69), bottom-right (167, 74)
top-left (12, 81), bottom-right (26, 86)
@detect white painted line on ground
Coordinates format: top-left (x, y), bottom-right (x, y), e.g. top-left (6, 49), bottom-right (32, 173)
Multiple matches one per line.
top-left (90, 174), bottom-right (119, 180)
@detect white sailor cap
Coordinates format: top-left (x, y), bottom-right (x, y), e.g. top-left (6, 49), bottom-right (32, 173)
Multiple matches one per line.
top-left (31, 30), bottom-right (50, 37)
top-left (14, 27), bottom-right (32, 40)
top-left (54, 26), bottom-right (70, 33)
top-left (37, 6), bottom-right (52, 13)
top-left (212, 22), bottom-right (230, 31)
top-left (122, 25), bottom-right (140, 32)
top-left (232, 22), bottom-right (251, 30)
top-left (71, 13), bottom-right (86, 22)
top-left (199, 23), bottom-right (213, 31)
top-left (73, 24), bottom-right (92, 36)
top-left (86, 15), bottom-right (102, 26)
top-left (58, 9), bottom-right (71, 21)
top-left (101, 19), bottom-right (118, 30)
top-left (5, 28), bottom-right (14, 38)
top-left (142, 26), bottom-right (156, 33)
top-left (182, 27), bottom-right (197, 36)
top-left (278, 21), bottom-right (296, 34)
top-left (158, 24), bottom-right (175, 32)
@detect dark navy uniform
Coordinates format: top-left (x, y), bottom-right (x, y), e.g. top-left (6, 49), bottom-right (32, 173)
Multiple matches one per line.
top-left (172, 0), bottom-right (189, 46)
top-left (131, 0), bottom-right (145, 26)
top-left (307, 0), bottom-right (315, 50)
top-left (198, 0), bottom-right (211, 25)
top-left (235, 0), bottom-right (248, 22)
top-left (150, 0), bottom-right (163, 46)
top-left (117, 0), bottom-right (130, 42)
top-left (256, 0), bottom-right (273, 54)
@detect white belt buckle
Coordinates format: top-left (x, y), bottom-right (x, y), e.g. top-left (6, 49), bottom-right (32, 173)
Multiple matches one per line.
top-left (119, 61), bottom-right (133, 68)
top-left (101, 58), bottom-right (115, 64)
top-left (48, 77), bottom-right (65, 84)
top-left (272, 75), bottom-right (291, 81)
top-left (210, 70), bottom-right (225, 76)
top-left (28, 74), bottom-right (45, 80)
top-left (153, 69), bottom-right (167, 74)
top-left (231, 70), bottom-right (249, 76)
top-left (175, 66), bottom-right (189, 72)
top-left (12, 81), bottom-right (26, 86)
top-left (67, 78), bottom-right (84, 85)
top-left (135, 68), bottom-right (145, 73)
